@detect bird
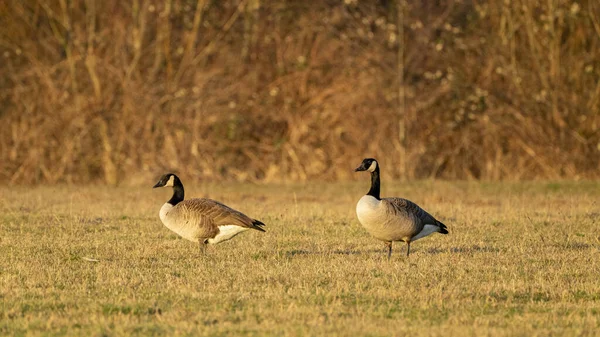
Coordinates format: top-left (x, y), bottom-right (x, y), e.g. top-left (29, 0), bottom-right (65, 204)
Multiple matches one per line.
top-left (152, 173), bottom-right (265, 251)
top-left (354, 158), bottom-right (448, 259)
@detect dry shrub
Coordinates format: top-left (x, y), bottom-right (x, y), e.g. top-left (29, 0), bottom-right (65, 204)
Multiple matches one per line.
top-left (0, 0), bottom-right (598, 184)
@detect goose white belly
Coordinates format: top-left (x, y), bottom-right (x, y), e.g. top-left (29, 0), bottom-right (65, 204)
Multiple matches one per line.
top-left (159, 203), bottom-right (200, 242)
top-left (206, 225), bottom-right (249, 244)
top-left (411, 224), bottom-right (440, 241)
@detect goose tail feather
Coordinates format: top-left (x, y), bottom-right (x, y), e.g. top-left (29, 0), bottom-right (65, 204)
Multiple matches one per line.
top-left (436, 220), bottom-right (449, 234)
top-left (251, 219), bottom-right (266, 232)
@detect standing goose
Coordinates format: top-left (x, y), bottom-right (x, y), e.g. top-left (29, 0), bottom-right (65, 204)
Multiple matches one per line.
top-left (354, 158), bottom-right (448, 258)
top-left (153, 173), bottom-right (265, 251)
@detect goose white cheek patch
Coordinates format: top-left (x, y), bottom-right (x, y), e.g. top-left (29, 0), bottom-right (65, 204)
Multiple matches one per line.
top-left (165, 175), bottom-right (175, 187)
top-left (367, 161), bottom-right (377, 172)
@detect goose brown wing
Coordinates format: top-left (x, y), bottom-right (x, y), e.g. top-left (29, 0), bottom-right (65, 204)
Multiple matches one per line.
top-left (176, 198), bottom-right (262, 230)
top-left (383, 197), bottom-right (439, 225)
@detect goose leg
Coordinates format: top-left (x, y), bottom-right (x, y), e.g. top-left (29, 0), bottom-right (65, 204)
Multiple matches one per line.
top-left (406, 241), bottom-right (411, 257)
top-left (385, 241), bottom-right (393, 260)
top-left (199, 240), bottom-right (207, 254)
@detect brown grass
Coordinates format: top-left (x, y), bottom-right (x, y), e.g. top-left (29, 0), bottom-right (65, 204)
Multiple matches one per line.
top-left (0, 1), bottom-right (599, 184)
top-left (1, 180), bottom-right (599, 335)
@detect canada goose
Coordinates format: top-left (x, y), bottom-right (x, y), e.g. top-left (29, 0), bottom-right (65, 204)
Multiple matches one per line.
top-left (153, 173), bottom-right (265, 251)
top-left (354, 158), bottom-right (448, 258)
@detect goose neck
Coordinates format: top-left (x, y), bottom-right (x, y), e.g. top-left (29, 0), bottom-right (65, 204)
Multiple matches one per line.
top-left (168, 176), bottom-right (185, 205)
top-left (367, 167), bottom-right (381, 200)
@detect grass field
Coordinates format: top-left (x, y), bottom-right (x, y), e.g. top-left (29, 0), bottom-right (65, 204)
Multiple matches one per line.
top-left (1, 180), bottom-right (599, 336)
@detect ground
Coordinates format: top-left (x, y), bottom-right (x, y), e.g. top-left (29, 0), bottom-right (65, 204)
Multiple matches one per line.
top-left (1, 180), bottom-right (599, 336)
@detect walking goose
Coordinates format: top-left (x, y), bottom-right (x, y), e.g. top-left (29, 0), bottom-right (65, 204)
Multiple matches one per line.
top-left (354, 158), bottom-right (448, 258)
top-left (153, 173), bottom-right (265, 251)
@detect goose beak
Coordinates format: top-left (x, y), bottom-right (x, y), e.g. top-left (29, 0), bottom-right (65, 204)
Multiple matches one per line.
top-left (354, 165), bottom-right (365, 172)
top-left (152, 182), bottom-right (162, 188)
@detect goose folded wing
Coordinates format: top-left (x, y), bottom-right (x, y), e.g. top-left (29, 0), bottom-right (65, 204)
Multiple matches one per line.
top-left (181, 199), bottom-right (257, 228)
top-left (383, 197), bottom-right (439, 225)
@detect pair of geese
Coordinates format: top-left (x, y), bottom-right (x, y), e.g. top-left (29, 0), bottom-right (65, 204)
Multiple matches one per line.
top-left (153, 158), bottom-right (448, 258)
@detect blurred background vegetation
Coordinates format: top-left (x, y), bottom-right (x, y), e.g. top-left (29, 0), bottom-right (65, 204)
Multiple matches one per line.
top-left (1, 0), bottom-right (599, 184)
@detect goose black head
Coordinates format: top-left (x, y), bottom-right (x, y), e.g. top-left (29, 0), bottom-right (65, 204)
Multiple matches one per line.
top-left (153, 173), bottom-right (178, 188)
top-left (354, 158), bottom-right (378, 173)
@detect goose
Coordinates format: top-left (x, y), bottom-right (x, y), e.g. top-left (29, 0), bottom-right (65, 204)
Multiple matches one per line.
top-left (354, 158), bottom-right (448, 258)
top-left (153, 173), bottom-right (265, 251)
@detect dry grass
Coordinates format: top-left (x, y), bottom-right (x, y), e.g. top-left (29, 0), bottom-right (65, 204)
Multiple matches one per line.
top-left (1, 180), bottom-right (599, 336)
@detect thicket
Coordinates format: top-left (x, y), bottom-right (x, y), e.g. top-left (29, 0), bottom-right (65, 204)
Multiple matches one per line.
top-left (1, 0), bottom-right (599, 184)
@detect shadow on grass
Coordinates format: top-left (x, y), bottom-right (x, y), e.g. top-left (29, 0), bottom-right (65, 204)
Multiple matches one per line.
top-left (426, 245), bottom-right (501, 254)
top-left (286, 245), bottom-right (501, 258)
top-left (285, 249), bottom-right (385, 257)
top-left (555, 242), bottom-right (593, 250)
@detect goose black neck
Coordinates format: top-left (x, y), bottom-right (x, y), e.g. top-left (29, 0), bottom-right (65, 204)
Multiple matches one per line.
top-left (367, 167), bottom-right (381, 200)
top-left (168, 176), bottom-right (184, 206)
